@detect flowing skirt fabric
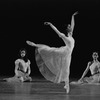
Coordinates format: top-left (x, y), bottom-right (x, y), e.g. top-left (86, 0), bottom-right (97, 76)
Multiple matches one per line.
top-left (35, 45), bottom-right (71, 83)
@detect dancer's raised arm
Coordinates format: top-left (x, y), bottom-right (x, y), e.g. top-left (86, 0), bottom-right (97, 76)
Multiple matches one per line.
top-left (44, 22), bottom-right (65, 37)
top-left (68, 12), bottom-right (78, 36)
top-left (44, 22), bottom-right (70, 45)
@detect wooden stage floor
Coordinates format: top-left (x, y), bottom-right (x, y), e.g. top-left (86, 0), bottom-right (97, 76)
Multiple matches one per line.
top-left (0, 77), bottom-right (100, 100)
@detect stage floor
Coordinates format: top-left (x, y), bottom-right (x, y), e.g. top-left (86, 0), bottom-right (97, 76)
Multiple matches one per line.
top-left (0, 77), bottom-right (100, 100)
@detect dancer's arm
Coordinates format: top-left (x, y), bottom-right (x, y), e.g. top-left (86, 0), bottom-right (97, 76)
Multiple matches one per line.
top-left (44, 22), bottom-right (65, 38)
top-left (26, 66), bottom-right (31, 76)
top-left (27, 60), bottom-right (31, 75)
top-left (67, 12), bottom-right (78, 36)
top-left (28, 59), bottom-right (31, 65)
top-left (44, 22), bottom-right (70, 45)
top-left (15, 60), bottom-right (20, 76)
top-left (70, 12), bottom-right (78, 35)
top-left (79, 62), bottom-right (91, 81)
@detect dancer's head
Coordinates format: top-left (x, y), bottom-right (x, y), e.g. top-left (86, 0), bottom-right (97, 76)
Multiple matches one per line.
top-left (67, 24), bottom-right (72, 37)
top-left (92, 52), bottom-right (98, 61)
top-left (20, 49), bottom-right (27, 58)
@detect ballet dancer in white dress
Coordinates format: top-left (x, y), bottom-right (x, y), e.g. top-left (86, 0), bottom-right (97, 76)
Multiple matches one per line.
top-left (27, 12), bottom-right (78, 93)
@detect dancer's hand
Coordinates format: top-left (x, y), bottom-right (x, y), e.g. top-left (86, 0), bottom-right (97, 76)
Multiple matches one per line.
top-left (44, 22), bottom-right (52, 25)
top-left (78, 78), bottom-right (83, 83)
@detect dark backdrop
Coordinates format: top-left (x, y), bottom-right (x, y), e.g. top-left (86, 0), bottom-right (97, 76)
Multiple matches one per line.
top-left (0, 0), bottom-right (100, 79)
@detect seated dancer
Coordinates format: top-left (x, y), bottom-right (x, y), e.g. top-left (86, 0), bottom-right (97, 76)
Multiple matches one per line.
top-left (4, 49), bottom-right (32, 82)
top-left (26, 12), bottom-right (78, 93)
top-left (77, 52), bottom-right (100, 84)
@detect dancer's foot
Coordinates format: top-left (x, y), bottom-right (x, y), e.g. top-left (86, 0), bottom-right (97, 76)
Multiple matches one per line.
top-left (64, 85), bottom-right (69, 93)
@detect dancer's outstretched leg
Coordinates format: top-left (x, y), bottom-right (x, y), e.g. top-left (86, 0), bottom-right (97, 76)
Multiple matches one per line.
top-left (26, 41), bottom-right (37, 47)
top-left (26, 40), bottom-right (52, 51)
top-left (26, 41), bottom-right (46, 48)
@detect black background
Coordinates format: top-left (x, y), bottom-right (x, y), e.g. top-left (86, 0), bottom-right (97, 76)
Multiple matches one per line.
top-left (0, 0), bottom-right (100, 79)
